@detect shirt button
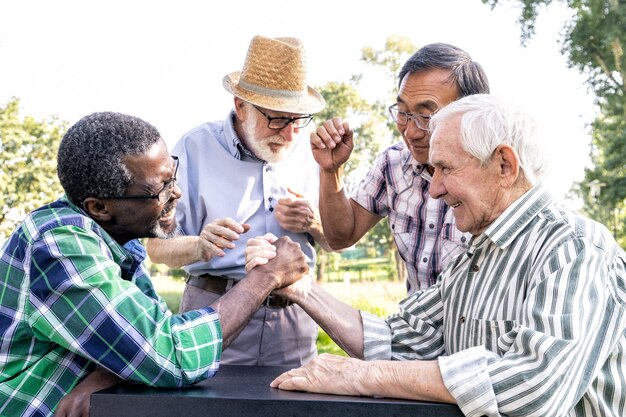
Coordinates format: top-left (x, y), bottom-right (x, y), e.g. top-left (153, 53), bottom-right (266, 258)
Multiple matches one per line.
top-left (269, 207), bottom-right (274, 212)
top-left (472, 264), bottom-right (479, 272)
top-left (428, 223), bottom-right (434, 229)
top-left (461, 236), bottom-right (467, 242)
top-left (268, 197), bottom-right (273, 202)
top-left (460, 316), bottom-right (466, 324)
top-left (422, 257), bottom-right (428, 263)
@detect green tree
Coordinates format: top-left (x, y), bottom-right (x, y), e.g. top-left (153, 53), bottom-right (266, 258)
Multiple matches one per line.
top-left (483, 0), bottom-right (626, 245)
top-left (0, 98), bottom-right (67, 243)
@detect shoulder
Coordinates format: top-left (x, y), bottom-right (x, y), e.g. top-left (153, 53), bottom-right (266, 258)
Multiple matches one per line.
top-left (173, 120), bottom-right (227, 154)
top-left (372, 142), bottom-right (412, 168)
top-left (24, 200), bottom-right (97, 242)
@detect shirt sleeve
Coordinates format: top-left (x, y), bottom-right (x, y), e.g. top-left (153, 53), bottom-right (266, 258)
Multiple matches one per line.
top-left (363, 284), bottom-right (446, 361)
top-left (26, 225), bottom-right (223, 388)
top-left (439, 238), bottom-right (626, 417)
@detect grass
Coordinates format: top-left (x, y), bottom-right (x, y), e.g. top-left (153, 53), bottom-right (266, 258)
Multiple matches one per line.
top-left (151, 275), bottom-right (407, 356)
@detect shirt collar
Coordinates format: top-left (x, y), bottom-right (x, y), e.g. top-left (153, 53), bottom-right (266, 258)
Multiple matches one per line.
top-left (480, 184), bottom-right (552, 249)
top-left (400, 147), bottom-right (429, 179)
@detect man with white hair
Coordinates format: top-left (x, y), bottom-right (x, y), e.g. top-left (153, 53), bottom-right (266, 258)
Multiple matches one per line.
top-left (248, 94), bottom-right (626, 416)
top-left (146, 35), bottom-right (330, 366)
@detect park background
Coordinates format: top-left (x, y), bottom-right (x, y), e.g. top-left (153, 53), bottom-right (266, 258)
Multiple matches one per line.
top-left (1, 1), bottom-right (625, 354)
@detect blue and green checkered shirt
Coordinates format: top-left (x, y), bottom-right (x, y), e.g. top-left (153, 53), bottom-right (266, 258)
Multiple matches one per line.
top-left (0, 196), bottom-right (222, 417)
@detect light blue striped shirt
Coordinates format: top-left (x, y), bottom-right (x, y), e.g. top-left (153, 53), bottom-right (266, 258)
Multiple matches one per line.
top-left (363, 185), bottom-right (626, 416)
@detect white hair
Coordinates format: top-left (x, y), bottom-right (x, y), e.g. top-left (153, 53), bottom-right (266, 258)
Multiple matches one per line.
top-left (430, 94), bottom-right (547, 185)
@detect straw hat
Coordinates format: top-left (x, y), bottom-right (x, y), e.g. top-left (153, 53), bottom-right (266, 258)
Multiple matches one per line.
top-left (223, 36), bottom-right (326, 114)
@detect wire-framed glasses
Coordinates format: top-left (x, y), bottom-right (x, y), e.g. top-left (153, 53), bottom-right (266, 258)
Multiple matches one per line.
top-left (388, 104), bottom-right (433, 132)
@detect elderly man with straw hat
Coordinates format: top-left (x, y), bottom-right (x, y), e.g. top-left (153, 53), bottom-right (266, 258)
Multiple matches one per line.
top-left (146, 35), bottom-right (330, 366)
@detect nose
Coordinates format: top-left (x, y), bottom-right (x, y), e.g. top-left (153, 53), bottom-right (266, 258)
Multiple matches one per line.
top-left (279, 123), bottom-right (297, 141)
top-left (401, 120), bottom-right (428, 140)
top-left (429, 168), bottom-right (446, 200)
top-left (171, 182), bottom-right (183, 201)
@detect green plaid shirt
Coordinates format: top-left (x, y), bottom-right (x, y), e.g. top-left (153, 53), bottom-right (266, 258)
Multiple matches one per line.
top-left (0, 196), bottom-right (222, 417)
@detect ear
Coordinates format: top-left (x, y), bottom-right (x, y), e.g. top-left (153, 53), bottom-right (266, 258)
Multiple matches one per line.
top-left (494, 144), bottom-right (520, 187)
top-left (82, 197), bottom-right (113, 222)
top-left (233, 97), bottom-right (248, 121)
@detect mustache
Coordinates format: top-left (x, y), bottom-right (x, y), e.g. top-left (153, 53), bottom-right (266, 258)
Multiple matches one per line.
top-left (159, 202), bottom-right (176, 218)
top-left (266, 134), bottom-right (286, 144)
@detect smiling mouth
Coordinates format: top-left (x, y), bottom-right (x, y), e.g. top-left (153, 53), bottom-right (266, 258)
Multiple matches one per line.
top-left (160, 205), bottom-right (176, 221)
top-left (450, 202), bottom-right (461, 209)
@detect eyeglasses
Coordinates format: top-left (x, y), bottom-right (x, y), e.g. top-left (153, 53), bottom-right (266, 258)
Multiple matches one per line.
top-left (252, 105), bottom-right (313, 130)
top-left (388, 104), bottom-right (433, 132)
top-left (100, 156), bottom-right (179, 205)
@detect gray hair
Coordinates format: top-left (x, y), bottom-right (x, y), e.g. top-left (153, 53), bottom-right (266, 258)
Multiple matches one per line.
top-left (57, 112), bottom-right (162, 206)
top-left (430, 94), bottom-right (547, 185)
top-left (398, 43), bottom-right (490, 97)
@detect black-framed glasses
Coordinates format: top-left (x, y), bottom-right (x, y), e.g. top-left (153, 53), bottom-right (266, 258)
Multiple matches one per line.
top-left (388, 104), bottom-right (433, 132)
top-left (252, 105), bottom-right (313, 130)
top-left (100, 156), bottom-right (179, 205)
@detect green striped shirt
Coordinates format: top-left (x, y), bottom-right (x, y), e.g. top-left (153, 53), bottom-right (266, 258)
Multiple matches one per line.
top-left (363, 185), bottom-right (626, 416)
top-left (0, 197), bottom-right (222, 417)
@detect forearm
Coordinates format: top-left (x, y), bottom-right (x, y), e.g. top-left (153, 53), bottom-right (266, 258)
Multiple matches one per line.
top-left (146, 236), bottom-right (201, 268)
top-left (318, 169), bottom-right (359, 249)
top-left (367, 360), bottom-right (455, 403)
top-left (291, 282), bottom-right (365, 358)
top-left (211, 269), bottom-right (277, 347)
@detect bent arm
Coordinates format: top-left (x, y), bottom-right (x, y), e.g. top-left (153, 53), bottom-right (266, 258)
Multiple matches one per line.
top-left (319, 168), bottom-right (382, 249)
top-left (283, 281), bottom-right (366, 358)
top-left (146, 236), bottom-right (201, 268)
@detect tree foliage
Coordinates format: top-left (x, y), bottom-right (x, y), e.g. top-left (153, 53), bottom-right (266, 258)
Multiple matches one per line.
top-left (0, 98), bottom-right (66, 243)
top-left (483, 0), bottom-right (626, 245)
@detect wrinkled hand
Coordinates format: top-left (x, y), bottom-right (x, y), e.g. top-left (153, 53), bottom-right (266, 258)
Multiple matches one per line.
top-left (275, 188), bottom-right (318, 234)
top-left (245, 233), bottom-right (278, 272)
top-left (54, 368), bottom-right (121, 417)
top-left (310, 118), bottom-right (354, 172)
top-left (254, 236), bottom-right (308, 289)
top-left (198, 218), bottom-right (250, 260)
top-left (270, 354), bottom-right (372, 397)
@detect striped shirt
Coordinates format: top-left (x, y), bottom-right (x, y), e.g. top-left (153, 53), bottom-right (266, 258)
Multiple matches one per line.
top-left (362, 185), bottom-right (626, 416)
top-left (0, 197), bottom-right (222, 417)
top-left (352, 143), bottom-right (469, 293)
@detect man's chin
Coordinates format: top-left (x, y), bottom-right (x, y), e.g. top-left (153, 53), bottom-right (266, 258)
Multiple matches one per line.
top-left (149, 221), bottom-right (178, 239)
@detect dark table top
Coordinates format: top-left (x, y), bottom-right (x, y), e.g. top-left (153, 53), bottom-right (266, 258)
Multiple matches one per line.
top-left (90, 365), bottom-right (464, 417)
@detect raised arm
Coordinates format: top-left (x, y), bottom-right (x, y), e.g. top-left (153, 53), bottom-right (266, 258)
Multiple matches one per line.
top-left (311, 118), bottom-right (382, 249)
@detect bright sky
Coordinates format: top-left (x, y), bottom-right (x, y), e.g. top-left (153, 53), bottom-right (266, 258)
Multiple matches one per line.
top-left (0, 0), bottom-right (595, 206)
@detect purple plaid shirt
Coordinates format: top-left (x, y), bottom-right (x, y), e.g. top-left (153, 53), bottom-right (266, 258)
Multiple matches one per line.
top-left (352, 143), bottom-right (469, 293)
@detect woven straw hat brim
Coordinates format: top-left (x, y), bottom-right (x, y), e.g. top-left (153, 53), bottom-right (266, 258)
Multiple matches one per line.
top-left (223, 71), bottom-right (326, 115)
